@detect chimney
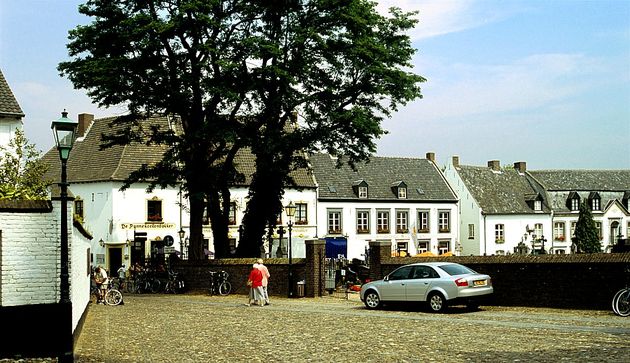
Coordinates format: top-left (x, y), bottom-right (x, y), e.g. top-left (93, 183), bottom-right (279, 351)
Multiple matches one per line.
top-left (452, 156), bottom-right (460, 168)
top-left (488, 160), bottom-right (500, 171)
top-left (514, 161), bottom-right (527, 173)
top-left (426, 152), bottom-right (435, 163)
top-left (77, 113), bottom-right (94, 137)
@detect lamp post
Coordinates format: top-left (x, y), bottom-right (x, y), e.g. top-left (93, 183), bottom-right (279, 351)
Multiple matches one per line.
top-left (52, 110), bottom-right (78, 363)
top-left (285, 201), bottom-right (296, 298)
top-left (540, 235), bottom-right (547, 254)
top-left (178, 228), bottom-right (186, 259)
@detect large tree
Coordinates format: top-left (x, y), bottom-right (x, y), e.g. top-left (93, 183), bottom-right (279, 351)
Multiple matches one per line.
top-left (59, 0), bottom-right (424, 258)
top-left (0, 129), bottom-right (50, 200)
top-left (573, 201), bottom-right (602, 253)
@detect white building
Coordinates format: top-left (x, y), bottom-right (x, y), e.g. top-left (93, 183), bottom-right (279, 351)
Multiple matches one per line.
top-left (0, 69), bottom-right (23, 149)
top-left (444, 158), bottom-right (551, 256)
top-left (528, 170), bottom-right (630, 253)
top-left (445, 156), bottom-right (630, 255)
top-left (309, 153), bottom-right (459, 260)
top-left (42, 114), bottom-right (318, 273)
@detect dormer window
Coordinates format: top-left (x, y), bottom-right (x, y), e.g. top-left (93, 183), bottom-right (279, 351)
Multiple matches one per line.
top-left (623, 191), bottom-right (630, 211)
top-left (589, 192), bottom-right (601, 211)
top-left (352, 180), bottom-right (369, 199)
top-left (526, 193), bottom-right (544, 212)
top-left (391, 181), bottom-right (407, 199)
top-left (567, 192), bottom-right (580, 211)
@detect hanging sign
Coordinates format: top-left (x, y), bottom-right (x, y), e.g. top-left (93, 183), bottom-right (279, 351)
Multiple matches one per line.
top-left (120, 223), bottom-right (175, 230)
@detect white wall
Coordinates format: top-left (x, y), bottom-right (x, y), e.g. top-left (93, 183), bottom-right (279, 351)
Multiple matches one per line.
top-left (0, 118), bottom-right (22, 149)
top-left (316, 200), bottom-right (459, 260)
top-left (483, 214), bottom-right (550, 255)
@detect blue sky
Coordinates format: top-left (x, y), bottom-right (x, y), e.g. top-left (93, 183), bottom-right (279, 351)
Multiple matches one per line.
top-left (1, 0), bottom-right (629, 169)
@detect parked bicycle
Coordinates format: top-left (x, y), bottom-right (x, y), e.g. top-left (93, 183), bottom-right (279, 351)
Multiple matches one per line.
top-left (209, 270), bottom-right (231, 296)
top-left (91, 280), bottom-right (123, 306)
top-left (612, 266), bottom-right (630, 317)
top-left (164, 270), bottom-right (185, 294)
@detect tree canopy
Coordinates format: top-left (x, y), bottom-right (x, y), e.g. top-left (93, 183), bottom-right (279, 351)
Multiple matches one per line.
top-left (59, 0), bottom-right (424, 258)
top-left (0, 129), bottom-right (50, 200)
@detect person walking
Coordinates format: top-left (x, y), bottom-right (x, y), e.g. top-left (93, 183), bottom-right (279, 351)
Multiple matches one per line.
top-left (246, 264), bottom-right (264, 307)
top-left (256, 259), bottom-right (271, 305)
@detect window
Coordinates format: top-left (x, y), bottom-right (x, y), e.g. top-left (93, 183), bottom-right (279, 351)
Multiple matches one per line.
top-left (417, 240), bottom-right (429, 253)
top-left (570, 221), bottom-right (577, 237)
top-left (534, 223), bottom-right (543, 238)
top-left (396, 210), bottom-right (409, 233)
top-left (377, 210), bottom-right (390, 233)
top-left (595, 221), bottom-right (602, 240)
top-left (438, 240), bottom-right (450, 255)
top-left (591, 198), bottom-right (601, 211)
top-left (328, 209), bottom-right (342, 234)
top-left (534, 200), bottom-right (542, 211)
top-left (468, 224), bottom-right (475, 239)
top-left (495, 224), bottom-right (505, 243)
top-left (295, 203), bottom-right (308, 225)
top-left (553, 222), bottom-right (565, 241)
top-left (398, 187), bottom-right (407, 199)
top-left (358, 186), bottom-right (368, 199)
top-left (438, 210), bottom-right (450, 233)
top-left (228, 202), bottom-right (237, 225)
top-left (74, 199), bottom-right (84, 219)
top-left (418, 210), bottom-right (429, 233)
top-left (147, 198), bottom-right (163, 222)
top-left (571, 198), bottom-right (579, 211)
top-left (412, 265), bottom-right (439, 279)
top-left (388, 266), bottom-right (413, 280)
top-left (627, 222), bottom-right (630, 240)
top-left (356, 210), bottom-right (370, 233)
top-left (396, 241), bottom-right (408, 255)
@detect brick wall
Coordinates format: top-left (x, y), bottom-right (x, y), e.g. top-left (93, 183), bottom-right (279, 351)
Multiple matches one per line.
top-left (376, 250), bottom-right (630, 310)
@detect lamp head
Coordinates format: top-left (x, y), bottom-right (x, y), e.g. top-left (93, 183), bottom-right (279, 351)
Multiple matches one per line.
top-left (51, 110), bottom-right (78, 161)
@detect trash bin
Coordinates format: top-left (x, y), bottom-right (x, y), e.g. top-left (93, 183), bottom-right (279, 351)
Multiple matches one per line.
top-left (297, 281), bottom-right (305, 297)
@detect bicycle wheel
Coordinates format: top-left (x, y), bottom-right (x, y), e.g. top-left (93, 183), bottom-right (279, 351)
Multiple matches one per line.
top-left (612, 288), bottom-right (625, 315)
top-left (218, 281), bottom-right (231, 296)
top-left (614, 289), bottom-right (630, 317)
top-left (105, 289), bottom-right (123, 306)
top-left (150, 279), bottom-right (161, 293)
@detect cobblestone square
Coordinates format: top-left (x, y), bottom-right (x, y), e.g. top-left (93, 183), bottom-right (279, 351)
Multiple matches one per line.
top-left (69, 293), bottom-right (630, 362)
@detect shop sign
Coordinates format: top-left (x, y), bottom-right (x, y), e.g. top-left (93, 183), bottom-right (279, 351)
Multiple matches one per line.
top-left (121, 223), bottom-right (175, 230)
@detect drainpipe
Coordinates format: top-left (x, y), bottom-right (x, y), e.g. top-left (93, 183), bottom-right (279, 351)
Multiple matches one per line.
top-left (483, 213), bottom-right (487, 255)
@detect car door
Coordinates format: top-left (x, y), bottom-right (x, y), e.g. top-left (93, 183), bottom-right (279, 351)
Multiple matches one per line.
top-left (405, 265), bottom-right (439, 301)
top-left (378, 266), bottom-right (414, 301)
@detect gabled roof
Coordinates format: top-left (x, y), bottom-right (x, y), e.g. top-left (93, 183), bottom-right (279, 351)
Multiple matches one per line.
top-left (0, 69), bottom-right (24, 117)
top-left (456, 165), bottom-right (549, 214)
top-left (42, 115), bottom-right (315, 188)
top-left (309, 153), bottom-right (456, 202)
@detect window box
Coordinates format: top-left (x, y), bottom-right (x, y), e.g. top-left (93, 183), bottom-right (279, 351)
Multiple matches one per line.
top-left (495, 238), bottom-right (505, 244)
top-left (555, 236), bottom-right (565, 241)
top-left (147, 214), bottom-right (163, 222)
top-left (329, 229), bottom-right (342, 234)
top-left (439, 228), bottom-right (450, 233)
top-left (396, 228), bottom-right (409, 234)
top-left (377, 228), bottom-right (390, 234)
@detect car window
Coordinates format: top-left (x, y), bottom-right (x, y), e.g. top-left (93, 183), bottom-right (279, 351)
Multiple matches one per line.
top-left (439, 264), bottom-right (475, 276)
top-left (412, 265), bottom-right (439, 279)
top-left (388, 266), bottom-right (413, 280)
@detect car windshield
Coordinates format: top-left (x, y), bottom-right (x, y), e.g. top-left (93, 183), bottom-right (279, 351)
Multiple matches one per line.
top-left (439, 264), bottom-right (475, 276)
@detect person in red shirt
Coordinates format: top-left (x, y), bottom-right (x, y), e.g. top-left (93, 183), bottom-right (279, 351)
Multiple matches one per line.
top-left (246, 264), bottom-right (264, 307)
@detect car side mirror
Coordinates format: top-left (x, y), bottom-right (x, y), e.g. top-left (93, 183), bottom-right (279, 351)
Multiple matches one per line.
top-left (384, 275), bottom-right (389, 282)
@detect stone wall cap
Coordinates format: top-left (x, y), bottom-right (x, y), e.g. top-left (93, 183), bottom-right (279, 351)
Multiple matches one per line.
top-left (305, 239), bottom-right (326, 245)
top-left (370, 240), bottom-right (392, 246)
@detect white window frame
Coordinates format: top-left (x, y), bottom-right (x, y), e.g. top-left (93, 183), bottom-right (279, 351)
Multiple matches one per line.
top-left (358, 186), bottom-right (368, 199)
top-left (396, 210), bottom-right (409, 233)
top-left (417, 240), bottom-right (429, 253)
top-left (377, 210), bottom-right (390, 233)
top-left (553, 222), bottom-right (565, 241)
top-left (418, 210), bottom-right (430, 233)
top-left (495, 224), bottom-right (505, 243)
top-left (468, 224), bottom-right (475, 239)
top-left (438, 240), bottom-right (450, 255)
top-left (327, 209), bottom-right (342, 234)
top-left (356, 210), bottom-right (370, 233)
top-left (398, 187), bottom-right (407, 199)
top-left (438, 210), bottom-right (450, 233)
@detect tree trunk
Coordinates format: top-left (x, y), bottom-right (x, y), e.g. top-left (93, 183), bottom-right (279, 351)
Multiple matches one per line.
top-left (207, 188), bottom-right (230, 258)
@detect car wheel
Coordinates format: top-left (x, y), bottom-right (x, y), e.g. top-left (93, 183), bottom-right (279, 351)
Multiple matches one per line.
top-left (364, 290), bottom-right (382, 309)
top-left (428, 292), bottom-right (447, 313)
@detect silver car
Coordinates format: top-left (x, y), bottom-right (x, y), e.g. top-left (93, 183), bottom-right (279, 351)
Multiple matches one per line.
top-left (360, 262), bottom-right (493, 312)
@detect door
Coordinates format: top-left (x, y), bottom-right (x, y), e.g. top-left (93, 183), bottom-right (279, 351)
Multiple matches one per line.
top-left (108, 247), bottom-right (123, 277)
top-left (405, 265), bottom-right (439, 301)
top-left (378, 265), bottom-right (413, 301)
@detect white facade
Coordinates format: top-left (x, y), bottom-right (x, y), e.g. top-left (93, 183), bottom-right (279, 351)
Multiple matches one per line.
top-left (316, 200), bottom-right (459, 259)
top-left (0, 117), bottom-right (22, 149)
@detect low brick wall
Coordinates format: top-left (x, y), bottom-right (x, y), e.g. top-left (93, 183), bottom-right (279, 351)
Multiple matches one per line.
top-left (377, 253), bottom-right (630, 310)
top-left (173, 258), bottom-right (307, 297)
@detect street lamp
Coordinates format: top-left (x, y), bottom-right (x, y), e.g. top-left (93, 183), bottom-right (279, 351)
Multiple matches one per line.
top-left (285, 201), bottom-right (296, 298)
top-left (178, 228), bottom-right (186, 259)
top-left (51, 110), bottom-right (78, 363)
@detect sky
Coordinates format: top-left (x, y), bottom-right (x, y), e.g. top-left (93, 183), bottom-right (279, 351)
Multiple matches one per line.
top-left (1, 0), bottom-right (629, 170)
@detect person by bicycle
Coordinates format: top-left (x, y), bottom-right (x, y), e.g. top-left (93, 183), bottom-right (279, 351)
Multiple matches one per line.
top-left (95, 266), bottom-right (109, 304)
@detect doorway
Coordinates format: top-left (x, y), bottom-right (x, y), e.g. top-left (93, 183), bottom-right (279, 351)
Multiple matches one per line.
top-left (108, 247), bottom-right (123, 276)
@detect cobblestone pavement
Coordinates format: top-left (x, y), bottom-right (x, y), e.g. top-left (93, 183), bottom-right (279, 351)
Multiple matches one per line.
top-left (6, 293), bottom-right (630, 362)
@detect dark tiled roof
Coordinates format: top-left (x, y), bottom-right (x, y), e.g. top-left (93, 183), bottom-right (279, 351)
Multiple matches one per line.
top-left (309, 154), bottom-right (456, 201)
top-left (42, 115), bottom-right (315, 188)
top-left (0, 69), bottom-right (24, 117)
top-left (456, 165), bottom-right (548, 214)
top-left (528, 170), bottom-right (630, 191)
top-left (529, 170), bottom-right (630, 214)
